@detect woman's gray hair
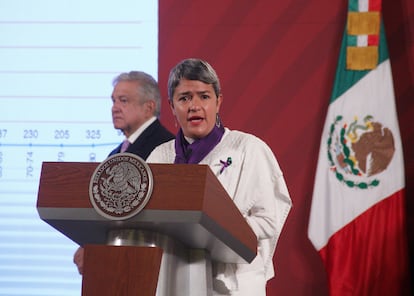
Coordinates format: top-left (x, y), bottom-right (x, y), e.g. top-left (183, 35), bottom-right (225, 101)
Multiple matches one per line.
top-left (113, 71), bottom-right (161, 117)
top-left (167, 58), bottom-right (221, 100)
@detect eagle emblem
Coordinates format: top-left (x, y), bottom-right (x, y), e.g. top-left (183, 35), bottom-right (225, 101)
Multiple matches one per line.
top-left (89, 153), bottom-right (153, 220)
top-left (327, 115), bottom-right (395, 189)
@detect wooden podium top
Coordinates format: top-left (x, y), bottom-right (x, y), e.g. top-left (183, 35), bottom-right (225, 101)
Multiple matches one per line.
top-left (37, 162), bottom-right (257, 264)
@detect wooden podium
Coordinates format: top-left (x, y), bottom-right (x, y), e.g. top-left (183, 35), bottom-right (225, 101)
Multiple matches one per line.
top-left (37, 162), bottom-right (257, 296)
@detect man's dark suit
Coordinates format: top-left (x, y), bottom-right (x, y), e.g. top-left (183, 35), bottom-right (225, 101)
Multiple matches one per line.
top-left (108, 119), bottom-right (174, 160)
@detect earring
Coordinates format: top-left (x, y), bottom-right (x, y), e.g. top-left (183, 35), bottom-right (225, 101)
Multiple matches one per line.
top-left (215, 113), bottom-right (221, 128)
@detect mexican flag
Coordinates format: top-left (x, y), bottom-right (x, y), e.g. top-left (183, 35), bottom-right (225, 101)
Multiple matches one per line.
top-left (308, 0), bottom-right (409, 295)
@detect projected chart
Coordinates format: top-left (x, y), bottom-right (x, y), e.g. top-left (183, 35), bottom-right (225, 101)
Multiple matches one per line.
top-left (0, 93), bottom-right (127, 294)
top-left (0, 121), bottom-right (120, 178)
top-left (0, 1), bottom-right (158, 295)
top-left (0, 106), bottom-right (122, 295)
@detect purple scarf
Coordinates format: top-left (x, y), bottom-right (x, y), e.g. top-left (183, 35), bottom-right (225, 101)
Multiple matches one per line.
top-left (174, 125), bottom-right (225, 164)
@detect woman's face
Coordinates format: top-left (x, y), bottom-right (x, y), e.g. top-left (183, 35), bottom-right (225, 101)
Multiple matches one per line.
top-left (170, 79), bottom-right (222, 139)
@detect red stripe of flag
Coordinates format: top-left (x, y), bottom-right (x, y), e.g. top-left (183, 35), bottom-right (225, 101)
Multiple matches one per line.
top-left (319, 189), bottom-right (409, 296)
top-left (368, 34), bottom-right (379, 46)
top-left (369, 0), bottom-right (382, 11)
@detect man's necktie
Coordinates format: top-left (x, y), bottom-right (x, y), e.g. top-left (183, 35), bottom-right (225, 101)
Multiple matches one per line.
top-left (120, 140), bottom-right (130, 153)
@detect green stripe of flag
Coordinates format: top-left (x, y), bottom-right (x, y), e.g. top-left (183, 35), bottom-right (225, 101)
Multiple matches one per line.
top-left (348, 0), bottom-right (360, 12)
top-left (330, 20), bottom-right (389, 103)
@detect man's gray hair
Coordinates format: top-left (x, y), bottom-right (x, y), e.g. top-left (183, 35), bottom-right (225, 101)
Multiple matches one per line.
top-left (113, 71), bottom-right (161, 117)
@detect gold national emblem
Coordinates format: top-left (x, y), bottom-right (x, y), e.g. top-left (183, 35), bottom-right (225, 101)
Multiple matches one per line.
top-left (89, 153), bottom-right (153, 220)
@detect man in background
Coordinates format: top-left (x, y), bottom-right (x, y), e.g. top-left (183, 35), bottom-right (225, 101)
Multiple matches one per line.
top-left (108, 71), bottom-right (174, 159)
top-left (73, 71), bottom-right (174, 274)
